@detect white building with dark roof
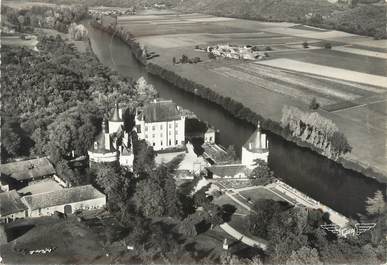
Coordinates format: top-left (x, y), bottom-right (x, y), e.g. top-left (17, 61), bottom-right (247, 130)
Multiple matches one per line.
top-left (21, 185), bottom-right (106, 217)
top-left (135, 99), bottom-right (185, 151)
top-left (0, 190), bottom-right (27, 222)
top-left (241, 122), bottom-right (269, 169)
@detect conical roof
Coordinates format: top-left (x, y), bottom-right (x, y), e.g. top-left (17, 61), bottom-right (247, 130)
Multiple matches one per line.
top-left (110, 102), bottom-right (122, 122)
top-left (90, 120), bottom-right (115, 153)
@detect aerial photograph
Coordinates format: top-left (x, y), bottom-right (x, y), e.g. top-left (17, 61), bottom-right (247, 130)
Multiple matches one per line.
top-left (0, 0), bottom-right (386, 264)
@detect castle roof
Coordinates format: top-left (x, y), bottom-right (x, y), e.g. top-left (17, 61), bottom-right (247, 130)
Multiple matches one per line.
top-left (243, 122), bottom-right (268, 153)
top-left (110, 103), bottom-right (122, 122)
top-left (0, 157), bottom-right (56, 182)
top-left (0, 190), bottom-right (27, 216)
top-left (138, 100), bottom-right (183, 123)
top-left (21, 185), bottom-right (105, 211)
top-left (89, 120), bottom-right (116, 153)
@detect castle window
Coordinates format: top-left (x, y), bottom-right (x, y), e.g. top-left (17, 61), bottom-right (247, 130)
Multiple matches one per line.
top-left (145, 126), bottom-right (148, 132)
top-left (152, 126), bottom-right (155, 131)
top-left (153, 142), bottom-right (155, 147)
top-left (160, 125), bottom-right (163, 129)
top-left (175, 140), bottom-right (178, 145)
top-left (160, 133), bottom-right (163, 137)
top-left (169, 140), bottom-right (171, 145)
top-left (94, 142), bottom-right (98, 149)
top-left (169, 124), bottom-right (172, 128)
top-left (136, 125), bottom-right (141, 133)
top-left (161, 141), bottom-right (163, 146)
top-left (152, 134), bottom-right (155, 138)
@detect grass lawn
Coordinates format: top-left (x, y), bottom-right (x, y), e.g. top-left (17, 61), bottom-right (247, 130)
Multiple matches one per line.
top-left (239, 187), bottom-right (285, 203)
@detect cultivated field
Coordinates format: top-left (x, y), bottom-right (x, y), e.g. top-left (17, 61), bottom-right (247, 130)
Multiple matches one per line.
top-left (116, 12), bottom-right (387, 179)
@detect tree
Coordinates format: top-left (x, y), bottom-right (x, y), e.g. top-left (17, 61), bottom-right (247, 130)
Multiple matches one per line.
top-left (366, 190), bottom-right (385, 216)
top-left (225, 145), bottom-right (237, 162)
top-left (2, 121), bottom-right (23, 159)
top-left (309, 97), bottom-right (320, 110)
top-left (249, 199), bottom-right (282, 238)
top-left (95, 163), bottom-right (134, 220)
top-left (133, 178), bottom-right (165, 217)
top-left (250, 159), bottom-right (273, 185)
top-left (302, 41), bottom-right (309, 48)
top-left (172, 57), bottom-right (176, 64)
top-left (181, 54), bottom-right (189, 64)
top-left (324, 42), bottom-right (332, 49)
top-left (285, 246), bottom-right (322, 265)
top-left (208, 52), bottom-right (216, 60)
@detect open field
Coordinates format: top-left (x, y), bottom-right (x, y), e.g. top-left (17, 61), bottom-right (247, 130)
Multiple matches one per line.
top-left (257, 58), bottom-right (387, 89)
top-left (110, 12), bottom-right (387, 180)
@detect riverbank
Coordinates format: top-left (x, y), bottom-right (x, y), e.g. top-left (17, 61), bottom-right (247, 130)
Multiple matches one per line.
top-left (89, 19), bottom-right (387, 184)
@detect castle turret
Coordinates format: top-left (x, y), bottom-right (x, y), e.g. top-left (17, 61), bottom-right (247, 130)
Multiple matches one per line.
top-left (109, 102), bottom-right (124, 133)
top-left (241, 122), bottom-right (269, 168)
top-left (88, 119), bottom-right (119, 165)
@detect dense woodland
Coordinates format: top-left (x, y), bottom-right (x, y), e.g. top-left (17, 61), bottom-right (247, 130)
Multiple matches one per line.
top-left (1, 34), bottom-right (143, 165)
top-left (2, 4), bottom-right (88, 33)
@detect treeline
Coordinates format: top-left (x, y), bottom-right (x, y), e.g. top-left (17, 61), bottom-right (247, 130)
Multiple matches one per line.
top-left (1, 34), bottom-right (137, 163)
top-left (2, 4), bottom-right (88, 33)
top-left (281, 105), bottom-right (351, 160)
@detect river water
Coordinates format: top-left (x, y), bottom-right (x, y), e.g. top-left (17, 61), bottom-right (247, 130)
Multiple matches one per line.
top-left (86, 24), bottom-right (385, 218)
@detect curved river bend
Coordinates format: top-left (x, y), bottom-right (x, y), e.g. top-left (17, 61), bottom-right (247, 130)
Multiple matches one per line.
top-left (86, 25), bottom-right (385, 218)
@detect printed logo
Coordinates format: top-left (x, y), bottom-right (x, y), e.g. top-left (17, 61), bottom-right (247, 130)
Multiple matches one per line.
top-left (321, 223), bottom-right (376, 237)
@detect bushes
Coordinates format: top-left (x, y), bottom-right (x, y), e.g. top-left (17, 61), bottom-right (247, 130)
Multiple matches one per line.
top-left (324, 42), bottom-right (332, 49)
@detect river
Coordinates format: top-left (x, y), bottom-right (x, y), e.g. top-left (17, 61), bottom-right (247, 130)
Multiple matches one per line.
top-left (86, 24), bottom-right (385, 218)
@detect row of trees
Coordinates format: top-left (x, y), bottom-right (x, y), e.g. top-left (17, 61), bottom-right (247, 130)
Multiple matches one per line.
top-left (281, 105), bottom-right (351, 159)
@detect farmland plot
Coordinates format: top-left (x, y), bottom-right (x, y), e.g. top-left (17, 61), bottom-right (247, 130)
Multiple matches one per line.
top-left (211, 66), bottom-right (334, 106)
top-left (257, 59), bottom-right (387, 89)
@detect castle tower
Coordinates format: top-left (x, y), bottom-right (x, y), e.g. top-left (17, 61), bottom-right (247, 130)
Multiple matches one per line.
top-left (88, 119), bottom-right (119, 165)
top-left (241, 122), bottom-right (269, 169)
top-left (108, 102), bottom-right (124, 134)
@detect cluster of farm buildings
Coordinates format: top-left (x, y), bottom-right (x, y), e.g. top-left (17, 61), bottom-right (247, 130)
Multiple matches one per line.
top-left (88, 6), bottom-right (136, 17)
top-left (206, 44), bottom-right (267, 60)
top-left (1, 98), bottom-right (268, 223)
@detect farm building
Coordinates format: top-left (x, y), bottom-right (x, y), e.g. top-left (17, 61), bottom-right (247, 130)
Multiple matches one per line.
top-left (0, 190), bottom-right (27, 223)
top-left (0, 157), bottom-right (57, 190)
top-left (206, 164), bottom-right (251, 179)
top-left (241, 122), bottom-right (269, 169)
top-left (21, 185), bottom-right (106, 217)
top-left (135, 99), bottom-right (186, 151)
